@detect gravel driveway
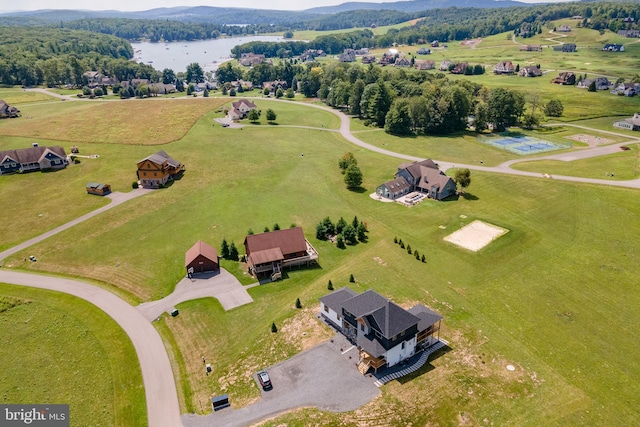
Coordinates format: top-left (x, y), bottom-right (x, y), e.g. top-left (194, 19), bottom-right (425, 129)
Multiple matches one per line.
top-left (182, 335), bottom-right (380, 427)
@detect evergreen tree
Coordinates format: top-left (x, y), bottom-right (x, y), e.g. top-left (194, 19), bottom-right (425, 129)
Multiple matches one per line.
top-left (357, 222), bottom-right (367, 242)
top-left (352, 216), bottom-right (359, 228)
top-left (295, 298), bottom-right (302, 309)
top-left (271, 322), bottom-right (278, 333)
top-left (328, 280), bottom-right (334, 290)
top-left (336, 234), bottom-right (346, 249)
top-left (407, 244), bottom-right (412, 254)
top-left (229, 242), bottom-right (239, 261)
top-left (349, 274), bottom-right (355, 283)
top-left (266, 109), bottom-right (277, 122)
top-left (343, 224), bottom-right (357, 245)
top-left (336, 217), bottom-right (348, 235)
top-left (273, 223), bottom-right (280, 230)
top-left (221, 239), bottom-right (230, 259)
top-left (421, 254), bottom-right (426, 263)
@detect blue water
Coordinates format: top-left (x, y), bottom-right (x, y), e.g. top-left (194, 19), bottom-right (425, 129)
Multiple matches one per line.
top-left (131, 35), bottom-right (286, 74)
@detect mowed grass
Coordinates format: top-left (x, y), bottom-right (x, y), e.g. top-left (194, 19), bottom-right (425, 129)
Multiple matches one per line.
top-left (0, 284), bottom-right (146, 426)
top-left (0, 98), bottom-right (228, 145)
top-left (2, 95), bottom-right (640, 422)
top-left (512, 143), bottom-right (640, 180)
top-left (0, 87), bottom-right (57, 104)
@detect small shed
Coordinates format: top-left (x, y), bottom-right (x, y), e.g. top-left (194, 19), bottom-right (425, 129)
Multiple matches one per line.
top-left (185, 240), bottom-right (219, 274)
top-left (86, 182), bottom-right (111, 196)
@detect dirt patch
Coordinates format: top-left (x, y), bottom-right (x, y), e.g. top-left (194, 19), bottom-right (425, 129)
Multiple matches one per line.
top-left (444, 220), bottom-right (509, 252)
top-left (280, 307), bottom-right (334, 352)
top-left (566, 133), bottom-right (614, 147)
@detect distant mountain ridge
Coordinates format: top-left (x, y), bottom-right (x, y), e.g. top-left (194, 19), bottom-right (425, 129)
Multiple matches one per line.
top-left (0, 0), bottom-right (538, 25)
top-left (304, 0), bottom-right (531, 14)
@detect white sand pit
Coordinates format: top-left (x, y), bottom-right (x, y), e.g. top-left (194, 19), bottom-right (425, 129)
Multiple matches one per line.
top-left (443, 220), bottom-right (509, 251)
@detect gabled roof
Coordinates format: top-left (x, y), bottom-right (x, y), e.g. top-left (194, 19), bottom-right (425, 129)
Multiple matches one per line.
top-left (232, 99), bottom-right (257, 110)
top-left (319, 286), bottom-right (358, 313)
top-left (138, 150), bottom-right (181, 167)
top-left (380, 176), bottom-right (410, 193)
top-left (342, 290), bottom-right (421, 339)
top-left (185, 240), bottom-right (218, 267)
top-left (408, 304), bottom-right (443, 331)
top-left (398, 159), bottom-right (438, 180)
top-left (0, 146), bottom-right (66, 165)
top-left (244, 227), bottom-right (307, 257)
top-left (418, 164), bottom-right (453, 190)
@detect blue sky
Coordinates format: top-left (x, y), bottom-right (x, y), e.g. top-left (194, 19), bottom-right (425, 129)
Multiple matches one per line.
top-left (5, 0), bottom-right (573, 13)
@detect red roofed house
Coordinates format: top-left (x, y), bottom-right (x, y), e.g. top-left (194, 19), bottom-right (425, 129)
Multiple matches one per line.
top-left (244, 227), bottom-right (318, 280)
top-left (185, 240), bottom-right (219, 274)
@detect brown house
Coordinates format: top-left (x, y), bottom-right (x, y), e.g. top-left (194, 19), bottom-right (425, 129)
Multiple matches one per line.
top-left (551, 72), bottom-right (576, 85)
top-left (136, 150), bottom-right (184, 189)
top-left (244, 227), bottom-right (318, 280)
top-left (185, 240), bottom-right (219, 274)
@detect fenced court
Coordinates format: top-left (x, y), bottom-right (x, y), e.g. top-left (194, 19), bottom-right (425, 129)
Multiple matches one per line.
top-left (479, 133), bottom-right (569, 155)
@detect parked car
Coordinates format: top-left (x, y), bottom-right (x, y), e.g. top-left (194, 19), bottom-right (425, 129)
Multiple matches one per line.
top-left (222, 122), bottom-right (230, 127)
top-left (257, 370), bottom-right (272, 390)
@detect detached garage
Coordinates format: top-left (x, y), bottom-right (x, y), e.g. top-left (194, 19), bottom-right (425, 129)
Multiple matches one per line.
top-left (185, 240), bottom-right (219, 274)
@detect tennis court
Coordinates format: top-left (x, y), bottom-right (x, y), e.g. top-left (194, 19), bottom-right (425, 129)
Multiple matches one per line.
top-left (479, 133), bottom-right (569, 155)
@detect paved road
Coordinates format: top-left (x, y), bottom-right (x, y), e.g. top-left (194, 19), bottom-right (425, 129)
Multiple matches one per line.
top-left (0, 189), bottom-right (152, 264)
top-left (0, 270), bottom-right (182, 427)
top-left (137, 269), bottom-right (254, 321)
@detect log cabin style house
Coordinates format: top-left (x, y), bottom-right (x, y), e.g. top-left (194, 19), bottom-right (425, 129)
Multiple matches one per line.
top-left (136, 150), bottom-right (184, 189)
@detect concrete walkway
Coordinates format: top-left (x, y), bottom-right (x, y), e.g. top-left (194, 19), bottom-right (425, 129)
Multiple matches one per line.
top-left (0, 270), bottom-right (182, 427)
top-left (0, 189), bottom-right (152, 264)
top-left (137, 269), bottom-right (254, 321)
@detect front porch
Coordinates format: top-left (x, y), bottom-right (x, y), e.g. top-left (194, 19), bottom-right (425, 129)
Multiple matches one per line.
top-left (357, 350), bottom-right (386, 374)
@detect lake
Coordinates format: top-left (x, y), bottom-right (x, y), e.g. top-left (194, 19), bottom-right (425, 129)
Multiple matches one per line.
top-left (131, 35), bottom-right (286, 74)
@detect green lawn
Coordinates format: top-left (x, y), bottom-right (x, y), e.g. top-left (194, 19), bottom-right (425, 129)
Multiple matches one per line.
top-left (0, 284), bottom-right (146, 426)
top-left (512, 143), bottom-right (640, 180)
top-left (2, 34), bottom-right (640, 424)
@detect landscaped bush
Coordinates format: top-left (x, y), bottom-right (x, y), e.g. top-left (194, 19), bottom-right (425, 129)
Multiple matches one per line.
top-left (131, 181), bottom-right (139, 189)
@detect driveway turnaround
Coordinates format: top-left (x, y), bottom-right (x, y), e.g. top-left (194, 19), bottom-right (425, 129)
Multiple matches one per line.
top-left (182, 336), bottom-right (380, 427)
top-left (0, 270), bottom-right (182, 427)
top-left (137, 269), bottom-right (254, 321)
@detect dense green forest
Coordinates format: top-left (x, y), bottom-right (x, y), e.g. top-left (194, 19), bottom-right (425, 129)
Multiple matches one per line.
top-left (0, 27), bottom-right (154, 86)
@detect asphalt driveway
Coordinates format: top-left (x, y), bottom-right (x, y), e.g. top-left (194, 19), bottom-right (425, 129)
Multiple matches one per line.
top-left (182, 334), bottom-right (380, 426)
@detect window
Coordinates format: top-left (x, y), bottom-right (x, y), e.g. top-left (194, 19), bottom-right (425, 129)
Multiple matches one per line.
top-left (360, 323), bottom-right (364, 332)
top-left (323, 305), bottom-right (329, 313)
top-left (401, 341), bottom-right (405, 350)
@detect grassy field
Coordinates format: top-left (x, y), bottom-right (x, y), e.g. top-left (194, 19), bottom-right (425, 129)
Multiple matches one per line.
top-left (0, 284), bottom-right (146, 426)
top-left (2, 97), bottom-right (638, 424)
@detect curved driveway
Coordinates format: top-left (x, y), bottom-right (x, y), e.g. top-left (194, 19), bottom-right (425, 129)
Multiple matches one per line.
top-left (0, 270), bottom-right (182, 427)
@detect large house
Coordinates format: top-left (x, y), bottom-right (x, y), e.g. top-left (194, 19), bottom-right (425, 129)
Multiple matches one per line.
top-left (244, 227), bottom-right (318, 280)
top-left (320, 287), bottom-right (443, 374)
top-left (520, 44), bottom-right (542, 52)
top-left (414, 60), bottom-right (435, 70)
top-left (577, 77), bottom-right (613, 90)
top-left (228, 99), bottom-right (257, 120)
top-left (493, 61), bottom-right (515, 74)
top-left (551, 72), bottom-right (576, 85)
top-left (239, 53), bottom-right (266, 66)
top-left (553, 43), bottom-right (576, 52)
top-left (613, 113), bottom-right (640, 131)
top-left (376, 159), bottom-right (457, 201)
top-left (602, 44), bottom-right (624, 52)
top-left (519, 66), bottom-right (543, 77)
top-left (0, 100), bottom-right (20, 118)
top-left (0, 144), bottom-right (67, 175)
top-left (136, 150), bottom-right (184, 188)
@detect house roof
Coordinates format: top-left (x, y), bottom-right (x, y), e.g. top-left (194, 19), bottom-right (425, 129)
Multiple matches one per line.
top-left (0, 146), bottom-right (66, 165)
top-left (244, 227), bottom-right (307, 257)
top-left (86, 182), bottom-right (109, 190)
top-left (185, 240), bottom-right (218, 267)
top-left (418, 165), bottom-right (453, 191)
top-left (138, 150), bottom-right (181, 168)
top-left (232, 99), bottom-right (257, 110)
top-left (342, 290), bottom-right (421, 339)
top-left (381, 176), bottom-right (410, 193)
top-left (249, 247), bottom-right (284, 265)
top-left (398, 159), bottom-right (438, 180)
top-left (408, 304), bottom-right (444, 330)
top-left (319, 286), bottom-right (358, 313)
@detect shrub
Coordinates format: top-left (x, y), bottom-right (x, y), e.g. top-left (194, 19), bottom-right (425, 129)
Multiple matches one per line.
top-left (328, 280), bottom-right (334, 290)
top-left (131, 181), bottom-right (139, 189)
top-left (271, 322), bottom-right (278, 333)
top-left (295, 298), bottom-right (302, 309)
